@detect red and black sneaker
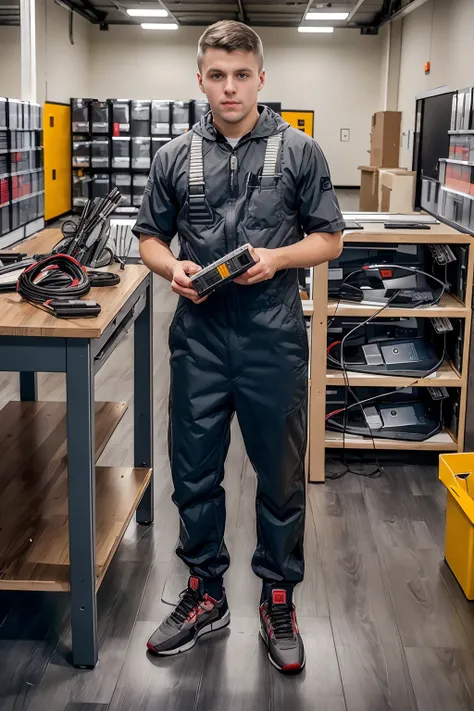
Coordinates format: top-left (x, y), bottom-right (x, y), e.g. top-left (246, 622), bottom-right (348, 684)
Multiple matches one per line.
top-left (146, 575), bottom-right (230, 656)
top-left (259, 587), bottom-right (305, 674)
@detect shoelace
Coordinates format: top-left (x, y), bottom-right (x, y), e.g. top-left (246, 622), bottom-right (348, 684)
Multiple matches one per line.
top-left (170, 588), bottom-right (203, 625)
top-left (268, 605), bottom-right (294, 640)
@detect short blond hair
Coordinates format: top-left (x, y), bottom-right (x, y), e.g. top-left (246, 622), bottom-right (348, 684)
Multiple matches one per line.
top-left (197, 20), bottom-right (264, 71)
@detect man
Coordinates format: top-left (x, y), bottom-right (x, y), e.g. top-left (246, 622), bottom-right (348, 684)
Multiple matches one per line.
top-left (133, 20), bottom-right (344, 674)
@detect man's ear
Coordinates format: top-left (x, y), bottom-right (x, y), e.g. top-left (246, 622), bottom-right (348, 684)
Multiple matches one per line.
top-left (197, 72), bottom-right (206, 94)
top-left (258, 69), bottom-right (266, 92)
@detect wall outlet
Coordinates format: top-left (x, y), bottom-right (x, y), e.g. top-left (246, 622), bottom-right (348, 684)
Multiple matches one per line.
top-left (340, 128), bottom-right (350, 142)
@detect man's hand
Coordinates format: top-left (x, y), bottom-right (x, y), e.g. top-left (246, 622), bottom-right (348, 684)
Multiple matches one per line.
top-left (171, 261), bottom-right (208, 303)
top-left (233, 245), bottom-right (282, 286)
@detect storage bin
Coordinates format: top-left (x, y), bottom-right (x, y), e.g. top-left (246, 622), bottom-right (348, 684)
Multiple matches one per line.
top-left (439, 453), bottom-right (474, 600)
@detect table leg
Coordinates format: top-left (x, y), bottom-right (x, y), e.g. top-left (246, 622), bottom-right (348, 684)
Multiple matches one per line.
top-left (19, 371), bottom-right (37, 401)
top-left (66, 338), bottom-right (98, 668)
top-left (134, 277), bottom-right (154, 525)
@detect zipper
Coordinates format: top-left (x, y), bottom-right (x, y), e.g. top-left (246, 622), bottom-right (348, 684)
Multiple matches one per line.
top-left (225, 151), bottom-right (238, 252)
top-left (230, 153), bottom-right (238, 196)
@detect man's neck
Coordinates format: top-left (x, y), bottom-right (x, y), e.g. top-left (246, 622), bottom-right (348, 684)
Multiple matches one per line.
top-left (212, 106), bottom-right (260, 139)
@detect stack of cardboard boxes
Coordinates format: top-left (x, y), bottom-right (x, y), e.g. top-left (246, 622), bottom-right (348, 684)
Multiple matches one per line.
top-left (359, 111), bottom-right (415, 213)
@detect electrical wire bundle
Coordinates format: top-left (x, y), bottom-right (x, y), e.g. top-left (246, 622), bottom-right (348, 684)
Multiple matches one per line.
top-left (55, 188), bottom-right (123, 266)
top-left (17, 254), bottom-right (100, 318)
top-left (325, 262), bottom-right (449, 480)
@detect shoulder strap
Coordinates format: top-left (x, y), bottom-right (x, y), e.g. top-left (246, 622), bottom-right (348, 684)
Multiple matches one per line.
top-left (187, 132), bottom-right (213, 224)
top-left (262, 132), bottom-right (283, 178)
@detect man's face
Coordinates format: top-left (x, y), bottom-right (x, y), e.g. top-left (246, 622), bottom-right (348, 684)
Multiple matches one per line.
top-left (197, 48), bottom-right (265, 126)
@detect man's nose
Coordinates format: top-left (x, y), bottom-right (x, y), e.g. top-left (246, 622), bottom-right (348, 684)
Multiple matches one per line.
top-left (224, 78), bottom-right (236, 94)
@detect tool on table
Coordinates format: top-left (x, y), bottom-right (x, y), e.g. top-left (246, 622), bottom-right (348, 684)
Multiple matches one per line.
top-left (111, 222), bottom-right (135, 270)
top-left (53, 189), bottom-right (122, 267)
top-left (189, 244), bottom-right (256, 297)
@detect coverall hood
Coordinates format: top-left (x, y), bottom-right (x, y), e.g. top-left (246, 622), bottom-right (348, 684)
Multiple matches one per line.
top-left (193, 104), bottom-right (290, 141)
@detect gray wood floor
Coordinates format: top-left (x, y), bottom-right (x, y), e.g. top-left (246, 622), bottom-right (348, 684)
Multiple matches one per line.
top-left (4, 196), bottom-right (474, 710)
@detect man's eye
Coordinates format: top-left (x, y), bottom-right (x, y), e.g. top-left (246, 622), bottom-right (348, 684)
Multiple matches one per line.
top-left (238, 74), bottom-right (250, 79)
top-left (211, 73), bottom-right (222, 79)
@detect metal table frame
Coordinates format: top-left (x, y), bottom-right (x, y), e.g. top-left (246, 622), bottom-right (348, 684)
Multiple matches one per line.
top-left (0, 272), bottom-right (154, 668)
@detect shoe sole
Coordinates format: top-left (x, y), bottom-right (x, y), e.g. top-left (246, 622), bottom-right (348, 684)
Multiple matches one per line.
top-left (147, 609), bottom-right (231, 657)
top-left (259, 627), bottom-right (306, 674)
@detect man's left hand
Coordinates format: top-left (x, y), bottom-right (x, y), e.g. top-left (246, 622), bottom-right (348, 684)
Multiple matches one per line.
top-left (233, 245), bottom-right (283, 286)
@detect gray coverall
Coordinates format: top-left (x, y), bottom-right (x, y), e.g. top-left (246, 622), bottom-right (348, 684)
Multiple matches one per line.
top-left (133, 105), bottom-right (344, 587)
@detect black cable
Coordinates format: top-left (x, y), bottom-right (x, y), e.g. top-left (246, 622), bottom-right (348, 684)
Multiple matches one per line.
top-left (325, 260), bottom-right (448, 480)
top-left (17, 254), bottom-right (90, 305)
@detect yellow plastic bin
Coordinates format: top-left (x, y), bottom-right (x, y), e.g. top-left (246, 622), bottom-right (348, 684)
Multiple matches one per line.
top-left (439, 453), bottom-right (474, 600)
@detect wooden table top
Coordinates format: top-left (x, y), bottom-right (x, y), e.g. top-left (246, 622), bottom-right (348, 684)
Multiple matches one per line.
top-left (0, 228), bottom-right (149, 339)
top-left (343, 221), bottom-right (471, 243)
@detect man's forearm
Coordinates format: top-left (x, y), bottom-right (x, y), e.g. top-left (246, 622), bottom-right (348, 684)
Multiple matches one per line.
top-left (273, 231), bottom-right (343, 270)
top-left (139, 234), bottom-right (178, 281)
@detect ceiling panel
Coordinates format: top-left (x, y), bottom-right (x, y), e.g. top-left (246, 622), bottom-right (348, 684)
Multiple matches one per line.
top-left (0, 0), bottom-right (386, 29)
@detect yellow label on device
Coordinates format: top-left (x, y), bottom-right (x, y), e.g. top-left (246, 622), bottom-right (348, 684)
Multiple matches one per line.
top-left (217, 263), bottom-right (231, 279)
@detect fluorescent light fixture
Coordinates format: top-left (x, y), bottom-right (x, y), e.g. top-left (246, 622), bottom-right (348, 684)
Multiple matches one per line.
top-left (298, 25), bottom-right (334, 33)
top-left (141, 22), bottom-right (178, 29)
top-left (305, 11), bottom-right (349, 20)
top-left (127, 8), bottom-right (168, 16)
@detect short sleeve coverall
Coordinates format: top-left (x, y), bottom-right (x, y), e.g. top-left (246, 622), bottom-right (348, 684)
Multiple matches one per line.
top-left (133, 105), bottom-right (344, 589)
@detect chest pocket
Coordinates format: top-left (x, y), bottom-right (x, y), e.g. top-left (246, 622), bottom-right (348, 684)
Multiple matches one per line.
top-left (246, 133), bottom-right (283, 230)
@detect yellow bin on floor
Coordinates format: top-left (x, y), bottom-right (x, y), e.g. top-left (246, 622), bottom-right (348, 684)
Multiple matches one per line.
top-left (439, 453), bottom-right (474, 600)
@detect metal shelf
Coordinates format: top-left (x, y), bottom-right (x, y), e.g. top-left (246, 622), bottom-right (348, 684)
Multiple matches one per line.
top-left (441, 185), bottom-right (474, 201)
top-left (440, 158), bottom-right (474, 166)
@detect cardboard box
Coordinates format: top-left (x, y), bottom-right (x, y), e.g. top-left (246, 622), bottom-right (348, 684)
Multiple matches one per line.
top-left (370, 111), bottom-right (401, 168)
top-left (358, 165), bottom-right (379, 211)
top-left (378, 168), bottom-right (416, 213)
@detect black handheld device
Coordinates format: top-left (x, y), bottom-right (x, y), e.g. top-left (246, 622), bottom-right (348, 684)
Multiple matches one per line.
top-left (189, 244), bottom-right (256, 297)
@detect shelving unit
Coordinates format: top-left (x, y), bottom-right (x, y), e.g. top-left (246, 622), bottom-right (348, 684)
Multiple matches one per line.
top-left (71, 97), bottom-right (209, 214)
top-left (307, 220), bottom-right (474, 483)
top-left (0, 97), bottom-right (44, 248)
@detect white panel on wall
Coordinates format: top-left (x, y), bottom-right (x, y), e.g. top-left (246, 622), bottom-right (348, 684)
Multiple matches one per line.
top-left (35, 0), bottom-right (91, 105)
top-left (0, 27), bottom-right (21, 99)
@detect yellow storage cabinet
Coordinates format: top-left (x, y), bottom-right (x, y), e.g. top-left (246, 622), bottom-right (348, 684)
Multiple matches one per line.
top-left (439, 453), bottom-right (474, 600)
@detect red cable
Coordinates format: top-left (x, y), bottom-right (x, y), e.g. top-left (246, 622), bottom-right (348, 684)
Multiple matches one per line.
top-left (325, 407), bottom-right (345, 421)
top-left (327, 340), bottom-right (341, 355)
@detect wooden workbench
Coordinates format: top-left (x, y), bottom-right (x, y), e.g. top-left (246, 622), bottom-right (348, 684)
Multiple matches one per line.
top-left (303, 220), bottom-right (474, 482)
top-left (0, 228), bottom-right (154, 669)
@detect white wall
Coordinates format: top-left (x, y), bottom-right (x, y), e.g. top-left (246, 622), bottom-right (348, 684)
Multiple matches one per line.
top-left (88, 25), bottom-right (383, 185)
top-left (397, 0), bottom-right (474, 166)
top-left (36, 0), bottom-right (91, 104)
top-left (0, 27), bottom-right (21, 99)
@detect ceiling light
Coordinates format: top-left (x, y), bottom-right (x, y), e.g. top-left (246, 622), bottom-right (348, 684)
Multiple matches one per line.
top-left (141, 22), bottom-right (178, 29)
top-left (305, 12), bottom-right (349, 20)
top-left (127, 8), bottom-right (168, 17)
top-left (298, 26), bottom-right (334, 33)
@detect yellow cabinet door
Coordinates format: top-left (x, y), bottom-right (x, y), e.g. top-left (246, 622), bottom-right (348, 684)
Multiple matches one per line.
top-left (43, 102), bottom-right (71, 221)
top-left (281, 110), bottom-right (314, 138)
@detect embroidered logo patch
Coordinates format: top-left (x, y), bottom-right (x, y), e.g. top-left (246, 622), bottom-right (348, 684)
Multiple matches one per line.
top-left (320, 177), bottom-right (333, 192)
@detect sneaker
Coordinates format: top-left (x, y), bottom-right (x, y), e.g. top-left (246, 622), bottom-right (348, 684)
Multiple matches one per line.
top-left (259, 587), bottom-right (305, 674)
top-left (146, 575), bottom-right (230, 656)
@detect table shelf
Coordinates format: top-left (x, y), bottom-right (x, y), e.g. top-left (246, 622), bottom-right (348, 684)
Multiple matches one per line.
top-left (0, 399), bottom-right (146, 592)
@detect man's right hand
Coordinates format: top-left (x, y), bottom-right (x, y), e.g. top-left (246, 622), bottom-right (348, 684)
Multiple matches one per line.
top-left (171, 261), bottom-right (208, 304)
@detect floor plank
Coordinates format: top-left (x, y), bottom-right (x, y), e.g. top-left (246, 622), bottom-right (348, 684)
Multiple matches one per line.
top-left (405, 646), bottom-right (474, 711)
top-left (378, 546), bottom-right (469, 649)
top-left (27, 560), bottom-right (152, 710)
top-left (318, 549), bottom-right (417, 711)
top-left (107, 620), bottom-right (208, 711)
